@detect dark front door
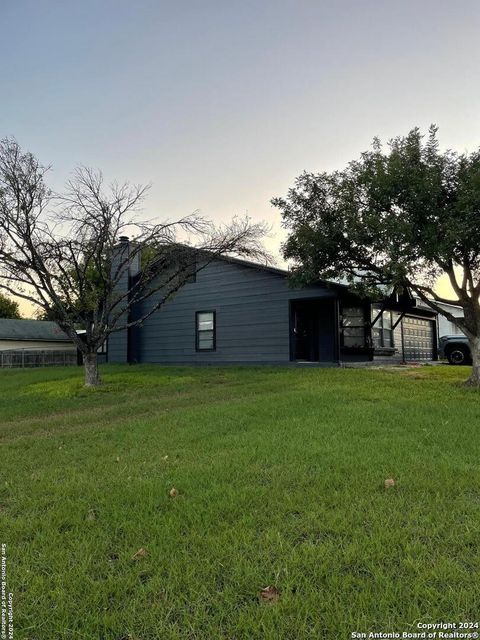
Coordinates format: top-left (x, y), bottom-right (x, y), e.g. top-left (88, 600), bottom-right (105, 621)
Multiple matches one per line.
top-left (290, 299), bottom-right (336, 362)
top-left (292, 302), bottom-right (319, 361)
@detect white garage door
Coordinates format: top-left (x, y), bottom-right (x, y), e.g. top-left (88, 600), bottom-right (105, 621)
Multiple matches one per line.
top-left (402, 316), bottom-right (435, 361)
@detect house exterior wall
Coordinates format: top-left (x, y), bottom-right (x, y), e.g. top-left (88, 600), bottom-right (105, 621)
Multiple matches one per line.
top-left (0, 340), bottom-right (75, 351)
top-left (108, 259), bottom-right (338, 365)
top-left (436, 303), bottom-right (464, 338)
top-left (107, 240), bottom-right (138, 363)
top-left (107, 251), bottom-right (437, 366)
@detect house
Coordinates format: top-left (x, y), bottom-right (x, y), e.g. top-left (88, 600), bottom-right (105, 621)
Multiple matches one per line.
top-left (0, 319), bottom-right (75, 351)
top-left (107, 243), bottom-right (438, 366)
top-left (433, 301), bottom-right (464, 339)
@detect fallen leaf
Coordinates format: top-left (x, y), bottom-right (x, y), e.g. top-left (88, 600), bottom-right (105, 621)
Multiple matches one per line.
top-left (115, 456), bottom-right (120, 463)
top-left (384, 478), bottom-right (396, 489)
top-left (259, 585), bottom-right (280, 603)
top-left (169, 487), bottom-right (179, 498)
top-left (86, 509), bottom-right (97, 521)
top-left (131, 547), bottom-right (147, 561)
top-left (162, 455), bottom-right (169, 461)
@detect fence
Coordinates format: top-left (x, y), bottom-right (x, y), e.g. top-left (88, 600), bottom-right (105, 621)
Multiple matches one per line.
top-left (0, 349), bottom-right (77, 368)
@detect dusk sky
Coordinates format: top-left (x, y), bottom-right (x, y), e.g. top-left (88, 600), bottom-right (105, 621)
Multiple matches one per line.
top-left (2, 0), bottom-right (480, 312)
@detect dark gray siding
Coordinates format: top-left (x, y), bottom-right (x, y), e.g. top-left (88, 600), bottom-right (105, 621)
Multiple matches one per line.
top-left (107, 246), bottom-right (131, 363)
top-left (124, 259), bottom-right (337, 365)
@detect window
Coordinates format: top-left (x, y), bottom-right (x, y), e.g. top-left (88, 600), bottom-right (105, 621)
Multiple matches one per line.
top-left (196, 311), bottom-right (216, 351)
top-left (372, 307), bottom-right (393, 348)
top-left (97, 339), bottom-right (107, 355)
top-left (341, 307), bottom-right (366, 348)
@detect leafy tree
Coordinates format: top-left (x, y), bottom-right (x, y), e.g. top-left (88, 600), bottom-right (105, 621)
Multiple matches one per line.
top-left (0, 292), bottom-right (21, 318)
top-left (273, 126), bottom-right (480, 385)
top-left (0, 138), bottom-right (269, 386)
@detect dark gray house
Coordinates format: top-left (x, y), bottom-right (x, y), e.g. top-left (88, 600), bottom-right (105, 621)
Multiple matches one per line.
top-left (107, 245), bottom-right (437, 366)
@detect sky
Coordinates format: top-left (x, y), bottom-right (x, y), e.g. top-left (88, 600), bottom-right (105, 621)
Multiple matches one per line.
top-left (1, 0), bottom-right (480, 315)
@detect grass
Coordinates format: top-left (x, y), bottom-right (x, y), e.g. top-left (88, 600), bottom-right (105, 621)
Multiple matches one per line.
top-left (1, 364), bottom-right (479, 639)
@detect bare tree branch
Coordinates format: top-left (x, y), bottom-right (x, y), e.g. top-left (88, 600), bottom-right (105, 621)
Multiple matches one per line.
top-left (0, 138), bottom-right (269, 386)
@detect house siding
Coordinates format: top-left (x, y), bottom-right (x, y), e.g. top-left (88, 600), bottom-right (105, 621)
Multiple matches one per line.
top-left (108, 251), bottom-right (438, 366)
top-left (107, 243), bottom-right (134, 363)
top-left (0, 340), bottom-right (75, 351)
top-left (116, 259), bottom-right (338, 365)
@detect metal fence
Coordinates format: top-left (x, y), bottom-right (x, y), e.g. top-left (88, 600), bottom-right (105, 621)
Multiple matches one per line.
top-left (0, 349), bottom-right (77, 368)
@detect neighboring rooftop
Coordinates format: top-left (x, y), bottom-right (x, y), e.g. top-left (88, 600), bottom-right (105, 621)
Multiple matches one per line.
top-left (0, 319), bottom-right (71, 342)
top-left (415, 297), bottom-right (463, 311)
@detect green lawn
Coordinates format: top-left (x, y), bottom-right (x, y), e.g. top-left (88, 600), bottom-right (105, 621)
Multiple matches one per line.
top-left (1, 364), bottom-right (479, 639)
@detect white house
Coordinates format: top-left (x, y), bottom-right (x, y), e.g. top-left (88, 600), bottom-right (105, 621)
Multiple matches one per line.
top-left (434, 302), bottom-right (465, 338)
top-left (0, 319), bottom-right (75, 351)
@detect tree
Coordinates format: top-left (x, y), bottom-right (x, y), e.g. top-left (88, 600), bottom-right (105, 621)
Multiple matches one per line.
top-left (0, 292), bottom-right (21, 318)
top-left (272, 126), bottom-right (480, 386)
top-left (0, 138), bottom-right (269, 386)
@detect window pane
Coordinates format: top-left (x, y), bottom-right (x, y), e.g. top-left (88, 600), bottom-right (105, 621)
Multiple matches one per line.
top-left (342, 305), bottom-right (366, 346)
top-left (372, 327), bottom-right (382, 348)
top-left (342, 317), bottom-right (364, 327)
top-left (97, 340), bottom-right (107, 354)
top-left (343, 328), bottom-right (364, 338)
top-left (198, 319), bottom-right (213, 330)
top-left (196, 311), bottom-right (215, 350)
top-left (343, 310), bottom-right (363, 321)
top-left (344, 307), bottom-right (363, 316)
top-left (198, 332), bottom-right (214, 349)
top-left (382, 329), bottom-right (393, 347)
top-left (371, 305), bottom-right (382, 320)
top-left (344, 335), bottom-right (365, 347)
top-left (197, 312), bottom-right (214, 330)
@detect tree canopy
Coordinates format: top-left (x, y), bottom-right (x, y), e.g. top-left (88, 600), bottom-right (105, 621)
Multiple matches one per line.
top-left (0, 292), bottom-right (21, 319)
top-left (273, 126), bottom-right (480, 384)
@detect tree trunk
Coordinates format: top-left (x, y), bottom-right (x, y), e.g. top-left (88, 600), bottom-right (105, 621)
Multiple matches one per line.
top-left (83, 351), bottom-right (101, 387)
top-left (466, 337), bottom-right (480, 387)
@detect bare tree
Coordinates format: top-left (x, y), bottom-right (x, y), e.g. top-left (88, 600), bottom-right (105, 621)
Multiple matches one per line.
top-left (0, 138), bottom-right (270, 386)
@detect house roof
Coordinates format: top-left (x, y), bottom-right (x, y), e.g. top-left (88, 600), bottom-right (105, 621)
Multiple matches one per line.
top-left (216, 254), bottom-right (349, 290)
top-left (121, 240), bottom-right (427, 305)
top-left (0, 319), bottom-right (71, 342)
top-left (217, 254), bottom-right (290, 277)
top-left (120, 239), bottom-right (347, 290)
top-left (219, 257), bottom-right (439, 318)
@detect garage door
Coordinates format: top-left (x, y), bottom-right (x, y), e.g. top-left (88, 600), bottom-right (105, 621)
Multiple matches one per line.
top-left (402, 316), bottom-right (435, 361)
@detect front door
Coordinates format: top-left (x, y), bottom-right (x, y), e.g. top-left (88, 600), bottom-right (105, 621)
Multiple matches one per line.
top-left (292, 303), bottom-right (319, 361)
top-left (290, 299), bottom-right (336, 362)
